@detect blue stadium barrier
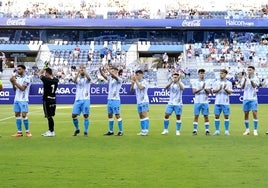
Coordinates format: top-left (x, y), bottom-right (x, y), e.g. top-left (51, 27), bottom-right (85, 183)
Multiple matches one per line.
top-left (1, 18), bottom-right (268, 28)
top-left (1, 84), bottom-right (267, 104)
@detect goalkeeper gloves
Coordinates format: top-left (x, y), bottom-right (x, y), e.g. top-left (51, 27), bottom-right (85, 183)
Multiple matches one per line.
top-left (43, 61), bottom-right (49, 69)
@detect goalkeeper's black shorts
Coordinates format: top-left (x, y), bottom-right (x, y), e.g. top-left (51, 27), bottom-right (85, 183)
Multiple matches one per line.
top-left (43, 99), bottom-right (56, 118)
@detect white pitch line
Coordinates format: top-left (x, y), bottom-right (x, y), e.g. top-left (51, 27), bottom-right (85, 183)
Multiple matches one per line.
top-left (0, 110), bottom-right (42, 122)
top-left (0, 116), bottom-right (14, 121)
top-left (0, 106), bottom-right (102, 122)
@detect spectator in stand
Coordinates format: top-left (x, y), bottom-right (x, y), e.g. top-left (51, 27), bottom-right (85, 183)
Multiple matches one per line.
top-left (106, 49), bottom-right (112, 64)
top-left (162, 52), bottom-right (168, 68)
top-left (262, 38), bottom-right (268, 45)
top-left (32, 63), bottom-right (39, 71)
top-left (100, 48), bottom-right (107, 59)
top-left (73, 46), bottom-right (81, 59)
top-left (88, 49), bottom-right (93, 63)
top-left (0, 52), bottom-right (6, 73)
top-left (262, 76), bottom-right (268, 88)
top-left (186, 45), bottom-right (193, 59)
top-left (260, 58), bottom-right (267, 67)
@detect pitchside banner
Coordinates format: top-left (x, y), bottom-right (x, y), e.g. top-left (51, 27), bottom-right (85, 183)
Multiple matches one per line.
top-left (0, 84), bottom-right (267, 104)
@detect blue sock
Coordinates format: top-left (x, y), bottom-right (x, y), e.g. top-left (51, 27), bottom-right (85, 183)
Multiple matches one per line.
top-left (16, 117), bottom-right (22, 132)
top-left (140, 119), bottom-right (146, 131)
top-left (224, 119), bottom-right (229, 131)
top-left (145, 118), bottom-right (150, 131)
top-left (84, 118), bottom-right (89, 133)
top-left (176, 120), bottom-right (181, 131)
top-left (118, 118), bottom-right (123, 132)
top-left (164, 119), bottom-right (169, 130)
top-left (109, 118), bottom-right (114, 132)
top-left (73, 118), bottom-right (79, 130)
top-left (245, 120), bottom-right (249, 129)
top-left (215, 119), bottom-right (220, 131)
top-left (205, 122), bottom-right (209, 130)
top-left (253, 119), bottom-right (258, 130)
top-left (23, 117), bottom-right (29, 131)
top-left (193, 122), bottom-right (198, 131)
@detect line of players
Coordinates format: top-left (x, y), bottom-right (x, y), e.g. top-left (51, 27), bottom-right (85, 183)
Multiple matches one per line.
top-left (2, 63), bottom-right (264, 137)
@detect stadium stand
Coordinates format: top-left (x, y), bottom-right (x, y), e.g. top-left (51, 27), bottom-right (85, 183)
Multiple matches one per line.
top-left (0, 0), bottom-right (268, 19)
top-left (0, 0), bottom-right (268, 88)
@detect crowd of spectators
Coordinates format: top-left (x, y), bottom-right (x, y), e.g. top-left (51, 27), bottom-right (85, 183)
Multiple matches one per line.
top-left (17, 30), bottom-right (266, 88)
top-left (0, 0), bottom-right (268, 19)
top-left (24, 42), bottom-right (154, 86)
top-left (26, 61), bottom-right (150, 87)
top-left (1, 0), bottom-right (268, 87)
top-left (187, 34), bottom-right (268, 68)
top-left (193, 35), bottom-right (268, 88)
top-left (157, 31), bottom-right (268, 88)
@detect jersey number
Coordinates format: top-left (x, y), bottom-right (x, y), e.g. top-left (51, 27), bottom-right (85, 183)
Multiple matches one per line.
top-left (51, 84), bottom-right (55, 94)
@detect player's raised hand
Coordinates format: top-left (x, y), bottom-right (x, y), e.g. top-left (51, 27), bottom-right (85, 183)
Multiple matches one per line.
top-left (243, 73), bottom-right (247, 80)
top-left (98, 63), bottom-right (103, 69)
top-left (105, 63), bottom-right (110, 70)
top-left (177, 74), bottom-right (181, 80)
top-left (202, 82), bottom-right (206, 89)
top-left (10, 76), bottom-right (16, 83)
top-left (43, 61), bottom-right (49, 69)
top-left (131, 75), bottom-right (136, 83)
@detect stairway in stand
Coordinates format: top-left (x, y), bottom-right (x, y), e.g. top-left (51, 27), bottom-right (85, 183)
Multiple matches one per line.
top-left (156, 68), bottom-right (169, 88)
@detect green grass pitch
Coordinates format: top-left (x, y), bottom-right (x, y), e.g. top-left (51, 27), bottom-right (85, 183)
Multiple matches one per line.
top-left (0, 104), bottom-right (268, 188)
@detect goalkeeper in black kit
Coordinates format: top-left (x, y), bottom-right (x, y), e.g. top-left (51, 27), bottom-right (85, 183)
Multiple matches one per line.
top-left (39, 62), bottom-right (59, 137)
